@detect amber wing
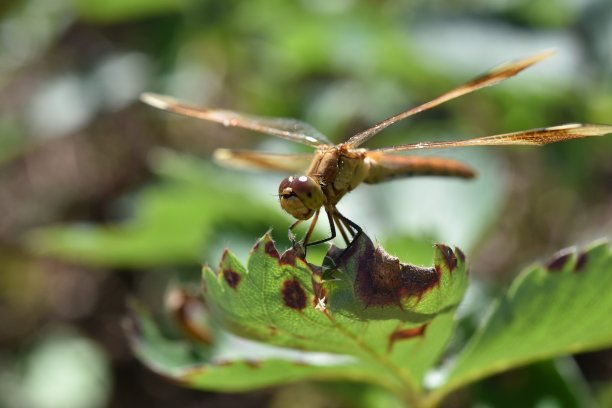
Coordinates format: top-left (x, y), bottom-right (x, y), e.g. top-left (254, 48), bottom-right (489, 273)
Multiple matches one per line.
top-left (373, 123), bottom-right (612, 152)
top-left (344, 50), bottom-right (556, 148)
top-left (141, 93), bottom-right (332, 147)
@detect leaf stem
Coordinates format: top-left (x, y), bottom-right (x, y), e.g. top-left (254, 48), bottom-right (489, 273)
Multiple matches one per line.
top-left (323, 315), bottom-right (425, 407)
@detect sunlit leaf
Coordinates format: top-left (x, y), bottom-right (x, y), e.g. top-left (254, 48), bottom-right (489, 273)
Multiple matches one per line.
top-left (431, 241), bottom-right (612, 404)
top-left (128, 232), bottom-right (468, 400)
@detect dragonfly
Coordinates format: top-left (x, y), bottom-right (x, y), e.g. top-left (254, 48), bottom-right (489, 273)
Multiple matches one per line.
top-left (141, 50), bottom-right (612, 248)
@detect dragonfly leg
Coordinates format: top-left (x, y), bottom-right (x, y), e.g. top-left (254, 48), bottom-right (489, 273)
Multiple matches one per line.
top-left (338, 213), bottom-right (357, 238)
top-left (302, 209), bottom-right (320, 246)
top-left (333, 208), bottom-right (362, 247)
top-left (305, 209), bottom-right (336, 247)
top-left (299, 206), bottom-right (362, 249)
top-left (333, 212), bottom-right (351, 245)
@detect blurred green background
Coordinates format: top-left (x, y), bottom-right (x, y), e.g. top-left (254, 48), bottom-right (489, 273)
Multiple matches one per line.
top-left (0, 0), bottom-right (611, 407)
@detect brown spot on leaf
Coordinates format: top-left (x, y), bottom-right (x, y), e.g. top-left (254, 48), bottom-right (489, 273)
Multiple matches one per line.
top-left (436, 244), bottom-right (457, 271)
top-left (222, 269), bottom-right (241, 289)
top-left (216, 250), bottom-right (230, 279)
top-left (267, 325), bottom-right (278, 335)
top-left (265, 240), bottom-right (279, 259)
top-left (281, 279), bottom-right (307, 310)
top-left (309, 265), bottom-right (327, 307)
top-left (546, 249), bottom-right (573, 272)
top-left (244, 360), bottom-right (261, 369)
top-left (280, 249), bottom-right (298, 265)
top-left (399, 264), bottom-right (441, 302)
top-left (220, 249), bottom-right (229, 263)
top-left (388, 324), bottom-right (428, 352)
top-left (574, 251), bottom-right (588, 272)
top-left (331, 234), bottom-right (441, 307)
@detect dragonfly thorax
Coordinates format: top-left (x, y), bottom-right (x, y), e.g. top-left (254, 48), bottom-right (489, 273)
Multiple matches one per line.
top-left (278, 175), bottom-right (325, 220)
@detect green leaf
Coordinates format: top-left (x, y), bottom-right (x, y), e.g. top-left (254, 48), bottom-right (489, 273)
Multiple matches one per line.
top-left (128, 232), bottom-right (468, 402)
top-left (431, 241), bottom-right (612, 404)
top-left (202, 232), bottom-right (467, 396)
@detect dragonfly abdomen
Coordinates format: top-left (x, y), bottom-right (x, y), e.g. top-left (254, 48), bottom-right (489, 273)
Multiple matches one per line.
top-left (364, 154), bottom-right (476, 184)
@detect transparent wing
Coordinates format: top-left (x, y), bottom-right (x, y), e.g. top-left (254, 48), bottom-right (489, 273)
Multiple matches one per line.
top-left (141, 93), bottom-right (332, 148)
top-left (213, 148), bottom-right (313, 173)
top-left (373, 124), bottom-right (612, 152)
top-left (345, 50), bottom-right (556, 148)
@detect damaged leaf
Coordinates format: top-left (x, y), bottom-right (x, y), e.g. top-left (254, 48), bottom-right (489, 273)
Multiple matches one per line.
top-left (203, 232), bottom-right (468, 388)
top-left (128, 232), bottom-right (468, 402)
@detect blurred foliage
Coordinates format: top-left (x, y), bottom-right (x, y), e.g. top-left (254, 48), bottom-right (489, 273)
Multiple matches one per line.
top-left (0, 0), bottom-right (611, 406)
top-left (27, 150), bottom-right (289, 267)
top-left (73, 0), bottom-right (186, 23)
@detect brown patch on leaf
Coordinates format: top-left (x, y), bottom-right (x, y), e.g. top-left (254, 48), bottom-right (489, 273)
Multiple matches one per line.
top-left (546, 249), bottom-right (573, 272)
top-left (281, 279), bottom-right (307, 310)
top-left (436, 244), bottom-right (457, 271)
top-left (244, 360), bottom-right (261, 369)
top-left (280, 248), bottom-right (298, 266)
top-left (388, 323), bottom-right (428, 352)
top-left (222, 269), bottom-right (241, 289)
top-left (310, 266), bottom-right (327, 307)
top-left (267, 324), bottom-right (278, 336)
top-left (331, 234), bottom-right (441, 307)
top-left (220, 249), bottom-right (230, 264)
top-left (574, 251), bottom-right (588, 272)
top-left (265, 240), bottom-right (279, 259)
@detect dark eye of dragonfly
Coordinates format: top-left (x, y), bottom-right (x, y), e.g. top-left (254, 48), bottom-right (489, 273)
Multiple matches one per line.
top-left (277, 175), bottom-right (326, 220)
top-left (290, 176), bottom-right (316, 197)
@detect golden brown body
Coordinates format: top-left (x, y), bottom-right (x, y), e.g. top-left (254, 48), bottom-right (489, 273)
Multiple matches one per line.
top-left (307, 145), bottom-right (475, 207)
top-left (307, 146), bottom-right (368, 206)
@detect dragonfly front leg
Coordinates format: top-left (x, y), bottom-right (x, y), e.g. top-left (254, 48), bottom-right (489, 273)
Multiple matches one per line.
top-left (305, 208), bottom-right (336, 247)
top-left (302, 209), bottom-right (320, 246)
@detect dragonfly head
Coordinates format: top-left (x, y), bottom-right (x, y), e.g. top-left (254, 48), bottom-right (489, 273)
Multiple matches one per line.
top-left (278, 175), bottom-right (325, 220)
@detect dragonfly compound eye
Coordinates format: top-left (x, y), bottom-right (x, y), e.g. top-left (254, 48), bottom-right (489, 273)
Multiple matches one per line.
top-left (278, 176), bottom-right (325, 220)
